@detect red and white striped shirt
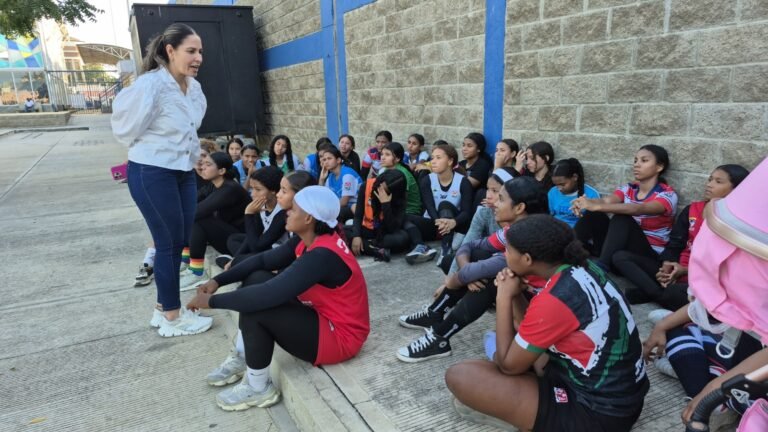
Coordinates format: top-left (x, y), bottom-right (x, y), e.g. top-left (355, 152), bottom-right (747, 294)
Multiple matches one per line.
top-left (613, 182), bottom-right (678, 253)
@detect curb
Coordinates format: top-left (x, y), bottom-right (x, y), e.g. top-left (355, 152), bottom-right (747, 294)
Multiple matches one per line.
top-left (206, 251), bottom-right (399, 432)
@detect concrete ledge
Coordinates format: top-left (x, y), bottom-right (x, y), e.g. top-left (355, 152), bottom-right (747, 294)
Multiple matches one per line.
top-left (0, 111), bottom-right (71, 128)
top-left (206, 251), bottom-right (398, 431)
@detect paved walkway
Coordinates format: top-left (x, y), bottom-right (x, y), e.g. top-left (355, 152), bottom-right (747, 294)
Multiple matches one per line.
top-left (0, 115), bottom-right (294, 432)
top-left (0, 114), bottom-right (734, 431)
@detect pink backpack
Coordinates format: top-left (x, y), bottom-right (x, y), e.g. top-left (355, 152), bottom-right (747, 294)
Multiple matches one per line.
top-left (688, 157), bottom-right (768, 343)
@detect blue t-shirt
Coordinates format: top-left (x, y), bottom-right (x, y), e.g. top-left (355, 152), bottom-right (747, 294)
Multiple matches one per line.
top-left (403, 150), bottom-right (429, 165)
top-left (325, 165), bottom-right (362, 206)
top-left (304, 153), bottom-right (321, 179)
top-left (233, 160), bottom-right (247, 185)
top-left (548, 184), bottom-right (601, 227)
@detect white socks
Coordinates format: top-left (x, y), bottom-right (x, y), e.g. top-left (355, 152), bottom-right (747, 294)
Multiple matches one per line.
top-left (246, 367), bottom-right (269, 392)
top-left (143, 247), bottom-right (156, 267)
top-left (235, 330), bottom-right (245, 356)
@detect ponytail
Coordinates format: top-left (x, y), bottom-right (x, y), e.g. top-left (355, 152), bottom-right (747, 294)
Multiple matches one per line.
top-left (142, 23), bottom-right (197, 73)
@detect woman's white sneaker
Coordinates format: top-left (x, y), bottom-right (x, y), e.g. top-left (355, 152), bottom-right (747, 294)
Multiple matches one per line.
top-left (150, 308), bottom-right (163, 328)
top-left (207, 354), bottom-right (247, 386)
top-left (158, 308), bottom-right (213, 337)
top-left (179, 268), bottom-right (208, 291)
top-left (216, 377), bottom-right (281, 411)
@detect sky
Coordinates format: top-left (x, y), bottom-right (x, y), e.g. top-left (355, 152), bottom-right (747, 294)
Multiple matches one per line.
top-left (68, 0), bottom-right (169, 48)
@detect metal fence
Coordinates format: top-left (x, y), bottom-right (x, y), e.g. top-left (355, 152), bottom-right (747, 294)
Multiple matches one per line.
top-left (44, 70), bottom-right (124, 114)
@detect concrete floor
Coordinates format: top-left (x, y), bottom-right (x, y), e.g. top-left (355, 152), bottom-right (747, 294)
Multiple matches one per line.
top-left (0, 115), bottom-right (295, 432)
top-left (0, 115), bottom-right (735, 431)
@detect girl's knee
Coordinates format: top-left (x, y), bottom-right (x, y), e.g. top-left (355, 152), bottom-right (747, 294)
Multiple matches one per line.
top-left (445, 360), bottom-right (487, 393)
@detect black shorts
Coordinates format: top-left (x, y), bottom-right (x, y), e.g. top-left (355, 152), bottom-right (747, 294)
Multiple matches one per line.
top-left (533, 372), bottom-right (642, 432)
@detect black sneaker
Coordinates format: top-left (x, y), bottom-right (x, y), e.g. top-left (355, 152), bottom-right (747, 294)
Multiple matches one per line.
top-left (215, 254), bottom-right (233, 269)
top-left (373, 247), bottom-right (391, 262)
top-left (134, 264), bottom-right (154, 287)
top-left (396, 329), bottom-right (451, 363)
top-left (398, 305), bottom-right (443, 329)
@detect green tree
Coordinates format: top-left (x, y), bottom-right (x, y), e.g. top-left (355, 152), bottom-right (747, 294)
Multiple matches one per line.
top-left (0, 0), bottom-right (102, 38)
top-left (82, 64), bottom-right (114, 84)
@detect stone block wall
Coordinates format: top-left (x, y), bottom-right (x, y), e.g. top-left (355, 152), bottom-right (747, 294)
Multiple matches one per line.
top-left (258, 61), bottom-right (327, 157)
top-left (500, 0), bottom-right (768, 203)
top-left (175, 0), bottom-right (768, 204)
top-left (344, 0), bottom-right (486, 149)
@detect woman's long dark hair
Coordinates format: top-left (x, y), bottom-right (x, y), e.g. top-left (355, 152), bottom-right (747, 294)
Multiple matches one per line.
top-left (503, 176), bottom-right (549, 215)
top-left (370, 169), bottom-right (407, 220)
top-left (142, 23), bottom-right (197, 73)
top-left (504, 214), bottom-right (591, 267)
top-left (715, 164), bottom-right (750, 188)
top-left (465, 132), bottom-right (492, 163)
top-left (269, 135), bottom-right (295, 171)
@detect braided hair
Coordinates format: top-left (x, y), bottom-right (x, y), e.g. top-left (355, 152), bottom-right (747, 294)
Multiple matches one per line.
top-left (504, 214), bottom-right (590, 267)
top-left (551, 158), bottom-right (585, 196)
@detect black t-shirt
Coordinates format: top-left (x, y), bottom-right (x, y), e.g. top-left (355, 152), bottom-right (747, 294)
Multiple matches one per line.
top-left (459, 156), bottom-right (492, 189)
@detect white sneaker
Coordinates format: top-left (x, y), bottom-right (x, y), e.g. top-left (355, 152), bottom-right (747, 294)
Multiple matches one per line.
top-left (179, 268), bottom-right (207, 291)
top-left (648, 309), bottom-right (673, 325)
top-left (654, 356), bottom-right (678, 379)
top-left (179, 262), bottom-right (189, 273)
top-left (158, 308), bottom-right (213, 337)
top-left (207, 354), bottom-right (247, 386)
top-left (216, 377), bottom-right (281, 411)
top-left (150, 308), bottom-right (163, 328)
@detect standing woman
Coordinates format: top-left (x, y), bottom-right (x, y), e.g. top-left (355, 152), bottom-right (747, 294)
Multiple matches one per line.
top-left (112, 23), bottom-right (212, 337)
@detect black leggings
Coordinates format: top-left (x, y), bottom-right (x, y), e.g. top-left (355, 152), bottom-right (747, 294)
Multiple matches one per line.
top-left (612, 251), bottom-right (689, 309)
top-left (190, 216), bottom-right (242, 259)
top-left (404, 202), bottom-right (467, 245)
top-left (345, 226), bottom-right (411, 252)
top-left (432, 249), bottom-right (495, 338)
top-left (574, 213), bottom-right (657, 269)
top-left (239, 299), bottom-right (320, 369)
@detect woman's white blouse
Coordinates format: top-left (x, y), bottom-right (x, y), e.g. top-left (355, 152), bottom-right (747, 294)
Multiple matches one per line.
top-left (111, 67), bottom-right (207, 171)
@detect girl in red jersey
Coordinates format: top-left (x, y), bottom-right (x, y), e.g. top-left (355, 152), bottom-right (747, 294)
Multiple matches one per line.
top-left (571, 144), bottom-right (678, 275)
top-left (617, 164), bottom-right (749, 307)
top-left (446, 215), bottom-right (648, 432)
top-left (187, 186), bottom-right (369, 412)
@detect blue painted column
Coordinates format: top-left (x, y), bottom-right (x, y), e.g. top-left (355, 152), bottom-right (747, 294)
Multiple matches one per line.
top-left (482, 0), bottom-right (507, 155)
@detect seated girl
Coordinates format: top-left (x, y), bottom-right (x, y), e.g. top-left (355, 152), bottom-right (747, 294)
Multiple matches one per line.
top-left (397, 176), bottom-right (548, 362)
top-left (459, 132), bottom-right (493, 210)
top-left (227, 138), bottom-right (244, 163)
top-left (404, 144), bottom-right (472, 264)
top-left (446, 215), bottom-right (648, 432)
top-left (446, 168), bottom-right (516, 275)
top-left (493, 138), bottom-right (520, 172)
top-left (348, 169), bottom-right (410, 262)
top-left (547, 158), bottom-right (600, 227)
top-left (571, 144), bottom-right (678, 274)
top-left (187, 186), bottom-right (369, 412)
top-left (319, 146), bottom-right (363, 223)
top-left (303, 137), bottom-right (333, 180)
top-left (515, 141), bottom-right (555, 190)
top-left (339, 134), bottom-right (361, 175)
top-left (361, 130), bottom-right (392, 180)
top-left (643, 299), bottom-right (763, 422)
top-left (617, 164), bottom-right (749, 308)
top-left (404, 133), bottom-right (430, 177)
top-left (221, 166), bottom-right (287, 269)
top-left (263, 135), bottom-right (302, 174)
top-left (379, 141), bottom-right (421, 216)
top-left (179, 152), bottom-right (251, 291)
top-left (233, 144), bottom-right (264, 187)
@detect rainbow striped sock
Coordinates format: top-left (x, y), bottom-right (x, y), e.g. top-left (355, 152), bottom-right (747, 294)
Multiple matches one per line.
top-left (181, 247), bottom-right (190, 264)
top-left (189, 258), bottom-right (205, 276)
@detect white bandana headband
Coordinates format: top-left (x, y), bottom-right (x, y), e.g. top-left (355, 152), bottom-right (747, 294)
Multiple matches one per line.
top-left (492, 168), bottom-right (515, 184)
top-left (294, 186), bottom-right (340, 229)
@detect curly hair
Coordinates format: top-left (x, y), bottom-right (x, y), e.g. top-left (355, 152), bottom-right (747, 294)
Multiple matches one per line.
top-left (504, 214), bottom-right (590, 267)
top-left (249, 165), bottom-right (283, 192)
